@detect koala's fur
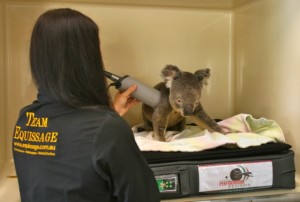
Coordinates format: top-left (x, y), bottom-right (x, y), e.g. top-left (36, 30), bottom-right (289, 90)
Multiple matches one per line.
top-left (142, 64), bottom-right (223, 141)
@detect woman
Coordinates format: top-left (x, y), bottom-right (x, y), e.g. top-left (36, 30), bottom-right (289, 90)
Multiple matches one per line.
top-left (12, 8), bottom-right (160, 202)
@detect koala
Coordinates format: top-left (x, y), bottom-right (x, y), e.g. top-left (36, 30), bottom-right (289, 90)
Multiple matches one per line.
top-left (142, 64), bottom-right (223, 141)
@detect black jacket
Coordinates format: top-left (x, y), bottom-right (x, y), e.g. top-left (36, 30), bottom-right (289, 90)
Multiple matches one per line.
top-left (12, 92), bottom-right (160, 202)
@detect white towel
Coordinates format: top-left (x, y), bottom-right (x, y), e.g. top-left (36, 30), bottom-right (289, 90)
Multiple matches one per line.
top-left (132, 114), bottom-right (285, 152)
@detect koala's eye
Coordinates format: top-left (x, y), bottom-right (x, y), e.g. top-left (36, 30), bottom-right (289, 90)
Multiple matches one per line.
top-left (176, 99), bottom-right (182, 104)
top-left (195, 102), bottom-right (200, 106)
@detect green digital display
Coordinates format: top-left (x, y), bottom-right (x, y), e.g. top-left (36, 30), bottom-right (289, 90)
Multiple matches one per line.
top-left (155, 174), bottom-right (178, 193)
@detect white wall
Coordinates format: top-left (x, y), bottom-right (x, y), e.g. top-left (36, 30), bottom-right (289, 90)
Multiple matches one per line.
top-left (235, 0), bottom-right (300, 180)
top-left (0, 0), bottom-right (6, 183)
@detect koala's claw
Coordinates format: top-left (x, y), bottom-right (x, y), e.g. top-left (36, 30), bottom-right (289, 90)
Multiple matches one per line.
top-left (212, 125), bottom-right (225, 134)
top-left (136, 127), bottom-right (145, 133)
top-left (153, 134), bottom-right (166, 142)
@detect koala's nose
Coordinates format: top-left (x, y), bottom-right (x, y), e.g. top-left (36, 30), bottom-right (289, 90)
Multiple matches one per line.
top-left (183, 104), bottom-right (193, 116)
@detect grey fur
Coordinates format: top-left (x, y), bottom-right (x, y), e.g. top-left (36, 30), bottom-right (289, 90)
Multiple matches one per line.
top-left (142, 64), bottom-right (223, 141)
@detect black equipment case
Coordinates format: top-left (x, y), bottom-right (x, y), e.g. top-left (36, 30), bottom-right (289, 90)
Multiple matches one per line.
top-left (142, 142), bottom-right (295, 199)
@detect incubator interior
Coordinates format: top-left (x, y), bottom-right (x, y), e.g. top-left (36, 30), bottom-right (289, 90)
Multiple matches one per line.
top-left (1, 0), bottom-right (300, 201)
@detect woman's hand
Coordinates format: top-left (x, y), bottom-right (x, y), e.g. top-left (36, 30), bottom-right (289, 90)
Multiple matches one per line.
top-left (113, 85), bottom-right (140, 116)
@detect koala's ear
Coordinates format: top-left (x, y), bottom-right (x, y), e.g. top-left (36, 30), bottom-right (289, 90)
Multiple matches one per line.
top-left (195, 68), bottom-right (210, 85)
top-left (161, 65), bottom-right (181, 88)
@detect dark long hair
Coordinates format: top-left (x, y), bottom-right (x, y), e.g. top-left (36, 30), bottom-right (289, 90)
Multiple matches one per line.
top-left (30, 8), bottom-right (110, 107)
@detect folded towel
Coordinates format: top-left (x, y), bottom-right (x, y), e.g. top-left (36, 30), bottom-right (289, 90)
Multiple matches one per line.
top-left (132, 113), bottom-right (285, 152)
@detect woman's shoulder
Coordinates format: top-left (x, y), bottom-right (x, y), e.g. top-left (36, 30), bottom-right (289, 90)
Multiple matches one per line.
top-left (77, 106), bottom-right (129, 129)
top-left (78, 106), bottom-right (120, 120)
top-left (20, 102), bottom-right (123, 127)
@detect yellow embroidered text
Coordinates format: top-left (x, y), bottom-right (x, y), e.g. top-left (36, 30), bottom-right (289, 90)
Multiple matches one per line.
top-left (14, 126), bottom-right (58, 143)
top-left (26, 112), bottom-right (48, 127)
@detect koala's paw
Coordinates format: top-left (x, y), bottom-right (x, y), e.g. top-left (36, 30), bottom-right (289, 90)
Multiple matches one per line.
top-left (213, 125), bottom-right (225, 134)
top-left (136, 126), bottom-right (146, 132)
top-left (153, 133), bottom-right (166, 142)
